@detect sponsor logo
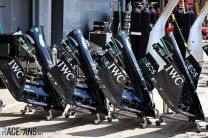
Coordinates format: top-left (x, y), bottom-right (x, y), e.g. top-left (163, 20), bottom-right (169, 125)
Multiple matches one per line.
top-left (27, 99), bottom-right (47, 106)
top-left (57, 61), bottom-right (75, 80)
top-left (143, 58), bottom-right (157, 75)
top-left (8, 60), bottom-right (24, 79)
top-left (102, 56), bottom-right (110, 67)
top-left (165, 64), bottom-right (184, 86)
top-left (122, 105), bottom-right (142, 114)
top-left (107, 63), bottom-right (126, 83)
top-left (64, 54), bottom-right (78, 70)
top-left (203, 44), bottom-right (208, 51)
top-left (185, 60), bottom-right (198, 78)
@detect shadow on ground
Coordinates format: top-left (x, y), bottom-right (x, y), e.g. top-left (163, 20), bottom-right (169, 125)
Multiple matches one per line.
top-left (67, 117), bottom-right (208, 137)
top-left (0, 109), bottom-right (208, 138)
top-left (0, 110), bottom-right (63, 127)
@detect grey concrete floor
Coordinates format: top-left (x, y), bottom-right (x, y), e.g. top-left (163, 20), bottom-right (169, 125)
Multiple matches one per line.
top-left (0, 70), bottom-right (208, 138)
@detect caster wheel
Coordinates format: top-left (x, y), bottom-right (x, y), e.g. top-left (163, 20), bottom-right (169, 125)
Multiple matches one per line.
top-left (94, 114), bottom-right (101, 125)
top-left (94, 120), bottom-right (100, 125)
top-left (140, 117), bottom-right (148, 129)
top-left (188, 117), bottom-right (195, 122)
top-left (46, 110), bottom-right (52, 121)
top-left (65, 113), bottom-right (69, 119)
top-left (196, 128), bottom-right (201, 133)
top-left (156, 118), bottom-right (163, 123)
top-left (154, 109), bottom-right (159, 118)
top-left (65, 109), bottom-right (76, 118)
top-left (107, 117), bottom-right (112, 123)
top-left (46, 116), bottom-right (52, 121)
top-left (196, 125), bottom-right (201, 133)
top-left (70, 111), bottom-right (76, 116)
top-left (21, 110), bottom-right (25, 115)
top-left (140, 123), bottom-right (147, 129)
top-left (111, 113), bottom-right (118, 119)
top-left (155, 120), bottom-right (161, 126)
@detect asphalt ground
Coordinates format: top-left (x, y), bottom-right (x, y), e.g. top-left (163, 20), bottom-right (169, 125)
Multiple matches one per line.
top-left (0, 64), bottom-right (208, 138)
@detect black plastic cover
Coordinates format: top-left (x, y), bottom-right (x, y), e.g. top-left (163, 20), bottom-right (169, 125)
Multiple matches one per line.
top-left (0, 57), bottom-right (26, 101)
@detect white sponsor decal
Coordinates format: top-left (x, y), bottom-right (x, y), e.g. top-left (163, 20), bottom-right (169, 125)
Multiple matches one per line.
top-left (8, 60), bottom-right (24, 78)
top-left (108, 63), bottom-right (126, 83)
top-left (185, 60), bottom-right (198, 78)
top-left (143, 59), bottom-right (157, 74)
top-left (57, 61), bottom-right (75, 80)
top-left (165, 65), bottom-right (184, 86)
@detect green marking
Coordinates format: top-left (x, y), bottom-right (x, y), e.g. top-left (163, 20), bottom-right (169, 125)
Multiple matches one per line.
top-left (118, 7), bottom-right (122, 12)
top-left (110, 38), bottom-right (120, 54)
top-left (22, 34), bottom-right (33, 48)
top-left (128, 2), bottom-right (132, 13)
top-left (161, 40), bottom-right (171, 58)
top-left (7, 44), bottom-right (10, 56)
top-left (203, 44), bottom-right (208, 55)
top-left (108, 3), bottom-right (113, 13)
top-left (0, 24), bottom-right (2, 34)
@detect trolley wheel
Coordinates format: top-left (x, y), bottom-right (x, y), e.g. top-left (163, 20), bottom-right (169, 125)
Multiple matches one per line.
top-left (155, 118), bottom-right (163, 126)
top-left (46, 116), bottom-right (52, 121)
top-left (154, 109), bottom-right (159, 118)
top-left (141, 123), bottom-right (147, 129)
top-left (188, 117), bottom-right (195, 122)
top-left (196, 125), bottom-right (201, 133)
top-left (65, 113), bottom-right (69, 119)
top-left (155, 120), bottom-right (161, 126)
top-left (111, 113), bottom-right (118, 119)
top-left (140, 117), bottom-right (147, 128)
top-left (21, 110), bottom-right (25, 115)
top-left (70, 111), bottom-right (76, 116)
top-left (94, 114), bottom-right (101, 125)
top-left (65, 110), bottom-right (76, 118)
top-left (46, 110), bottom-right (52, 121)
top-left (94, 120), bottom-right (100, 125)
top-left (107, 117), bottom-right (112, 123)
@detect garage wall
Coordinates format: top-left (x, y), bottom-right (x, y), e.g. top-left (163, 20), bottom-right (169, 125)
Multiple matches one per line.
top-left (51, 0), bottom-right (64, 45)
top-left (63, 0), bottom-right (118, 37)
top-left (36, 0), bottom-right (52, 46)
top-left (0, 0), bottom-right (32, 33)
top-left (0, 0), bottom-right (118, 45)
top-left (0, 0), bottom-right (4, 31)
top-left (51, 0), bottom-right (118, 45)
